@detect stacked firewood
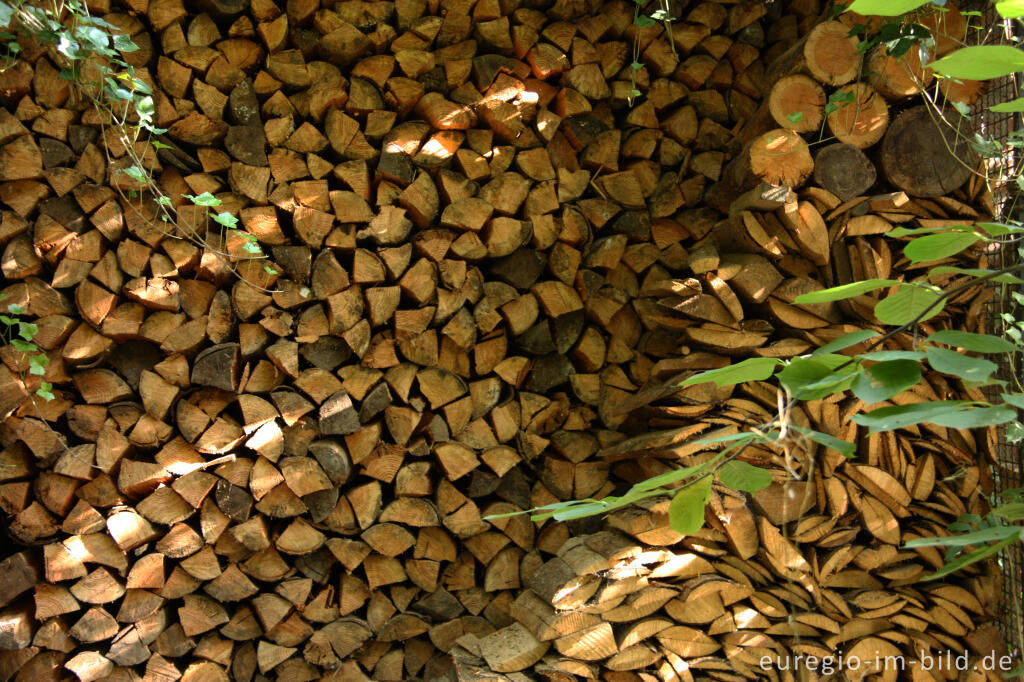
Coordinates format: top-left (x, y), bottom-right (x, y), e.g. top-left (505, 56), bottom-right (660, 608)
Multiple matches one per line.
top-left (0, 0), bottom-right (1016, 679)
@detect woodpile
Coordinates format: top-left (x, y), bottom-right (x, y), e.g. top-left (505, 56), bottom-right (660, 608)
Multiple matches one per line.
top-left (0, 0), bottom-right (1015, 679)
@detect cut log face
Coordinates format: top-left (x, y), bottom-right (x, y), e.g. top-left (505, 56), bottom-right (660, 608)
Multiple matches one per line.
top-left (881, 105), bottom-right (978, 197)
top-left (0, 0), bottom-right (1011, 679)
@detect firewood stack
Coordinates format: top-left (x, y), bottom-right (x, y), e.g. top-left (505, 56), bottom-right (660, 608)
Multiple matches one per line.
top-left (0, 0), bottom-right (1016, 679)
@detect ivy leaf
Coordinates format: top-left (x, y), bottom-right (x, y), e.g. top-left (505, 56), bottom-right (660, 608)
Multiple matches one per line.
top-left (785, 111), bottom-right (803, 123)
top-left (845, 0), bottom-right (933, 15)
top-left (873, 283), bottom-right (946, 326)
top-left (925, 346), bottom-right (998, 383)
top-left (930, 45), bottom-right (1024, 80)
top-left (717, 461), bottom-right (772, 493)
top-left (793, 279), bottom-right (897, 304)
top-left (903, 231), bottom-right (980, 263)
top-left (926, 330), bottom-right (1016, 353)
top-left (634, 15), bottom-right (656, 27)
top-left (679, 358), bottom-right (781, 388)
top-left (7, 303), bottom-right (26, 314)
top-left (668, 476), bottom-right (712, 535)
top-left (851, 360), bottom-right (921, 404)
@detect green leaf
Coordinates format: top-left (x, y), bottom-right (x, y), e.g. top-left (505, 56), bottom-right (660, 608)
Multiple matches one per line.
top-left (667, 476), bottom-right (712, 535)
top-left (633, 454), bottom-right (723, 492)
top-left (851, 400), bottom-right (975, 432)
top-left (975, 222), bottom-right (1024, 236)
top-left (36, 382), bottom-right (54, 402)
top-left (679, 358), bottom-right (781, 388)
top-left (925, 346), bottom-right (998, 383)
top-left (851, 360), bottom-right (921, 404)
top-left (551, 501), bottom-right (608, 521)
top-left (634, 15), bottom-right (656, 27)
top-left (921, 534), bottom-right (1020, 581)
top-left (183, 191), bottom-right (222, 207)
top-left (17, 321), bottom-right (37, 341)
top-left (996, 0), bottom-right (1024, 18)
top-left (991, 96), bottom-right (1024, 112)
top-left (792, 279), bottom-right (897, 304)
top-left (873, 283), bottom-right (946, 326)
top-left (264, 266), bottom-right (278, 275)
top-left (812, 330), bottom-right (880, 356)
top-left (950, 100), bottom-right (971, 117)
top-left (990, 502), bottom-right (1024, 520)
top-left (778, 355), bottom-right (859, 401)
top-left (630, 61), bottom-right (643, 70)
top-left (212, 212), bottom-right (239, 228)
top-left (112, 33), bottom-right (139, 52)
top-left (928, 265), bottom-right (1024, 285)
top-left (932, 405), bottom-right (1018, 429)
top-left (926, 330), bottom-right (1016, 353)
top-left (857, 350), bottom-right (926, 362)
top-left (903, 231), bottom-right (980, 263)
top-left (904, 524), bottom-right (1021, 548)
top-left (790, 425), bottom-right (856, 457)
top-left (845, 0), bottom-right (932, 15)
top-left (11, 339), bottom-right (36, 353)
top-left (889, 224), bottom-right (973, 238)
top-left (28, 354), bottom-right (49, 375)
top-left (717, 461), bottom-right (772, 493)
top-left (0, 2), bottom-right (14, 26)
top-left (1002, 393), bottom-right (1024, 410)
top-left (7, 303), bottom-right (26, 314)
top-left (785, 112), bottom-right (803, 123)
top-left (123, 165), bottom-right (147, 182)
top-left (930, 45), bottom-right (1024, 80)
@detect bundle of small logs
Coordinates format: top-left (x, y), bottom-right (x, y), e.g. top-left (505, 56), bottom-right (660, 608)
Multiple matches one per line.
top-left (0, 0), bottom-right (1018, 678)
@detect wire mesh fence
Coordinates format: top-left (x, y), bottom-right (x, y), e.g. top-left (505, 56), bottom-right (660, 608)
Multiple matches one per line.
top-left (968, 0), bottom-right (1024, 664)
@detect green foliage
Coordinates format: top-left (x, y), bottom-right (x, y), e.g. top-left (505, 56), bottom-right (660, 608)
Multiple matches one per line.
top-left (717, 461), bottom-right (772, 493)
top-left (1, 0), bottom-right (275, 290)
top-left (668, 476), bottom-right (712, 535)
top-left (929, 45), bottom-right (1024, 80)
top-left (500, 2), bottom-right (1024, 588)
top-left (846, 0), bottom-right (933, 16)
top-left (0, 298), bottom-right (53, 401)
